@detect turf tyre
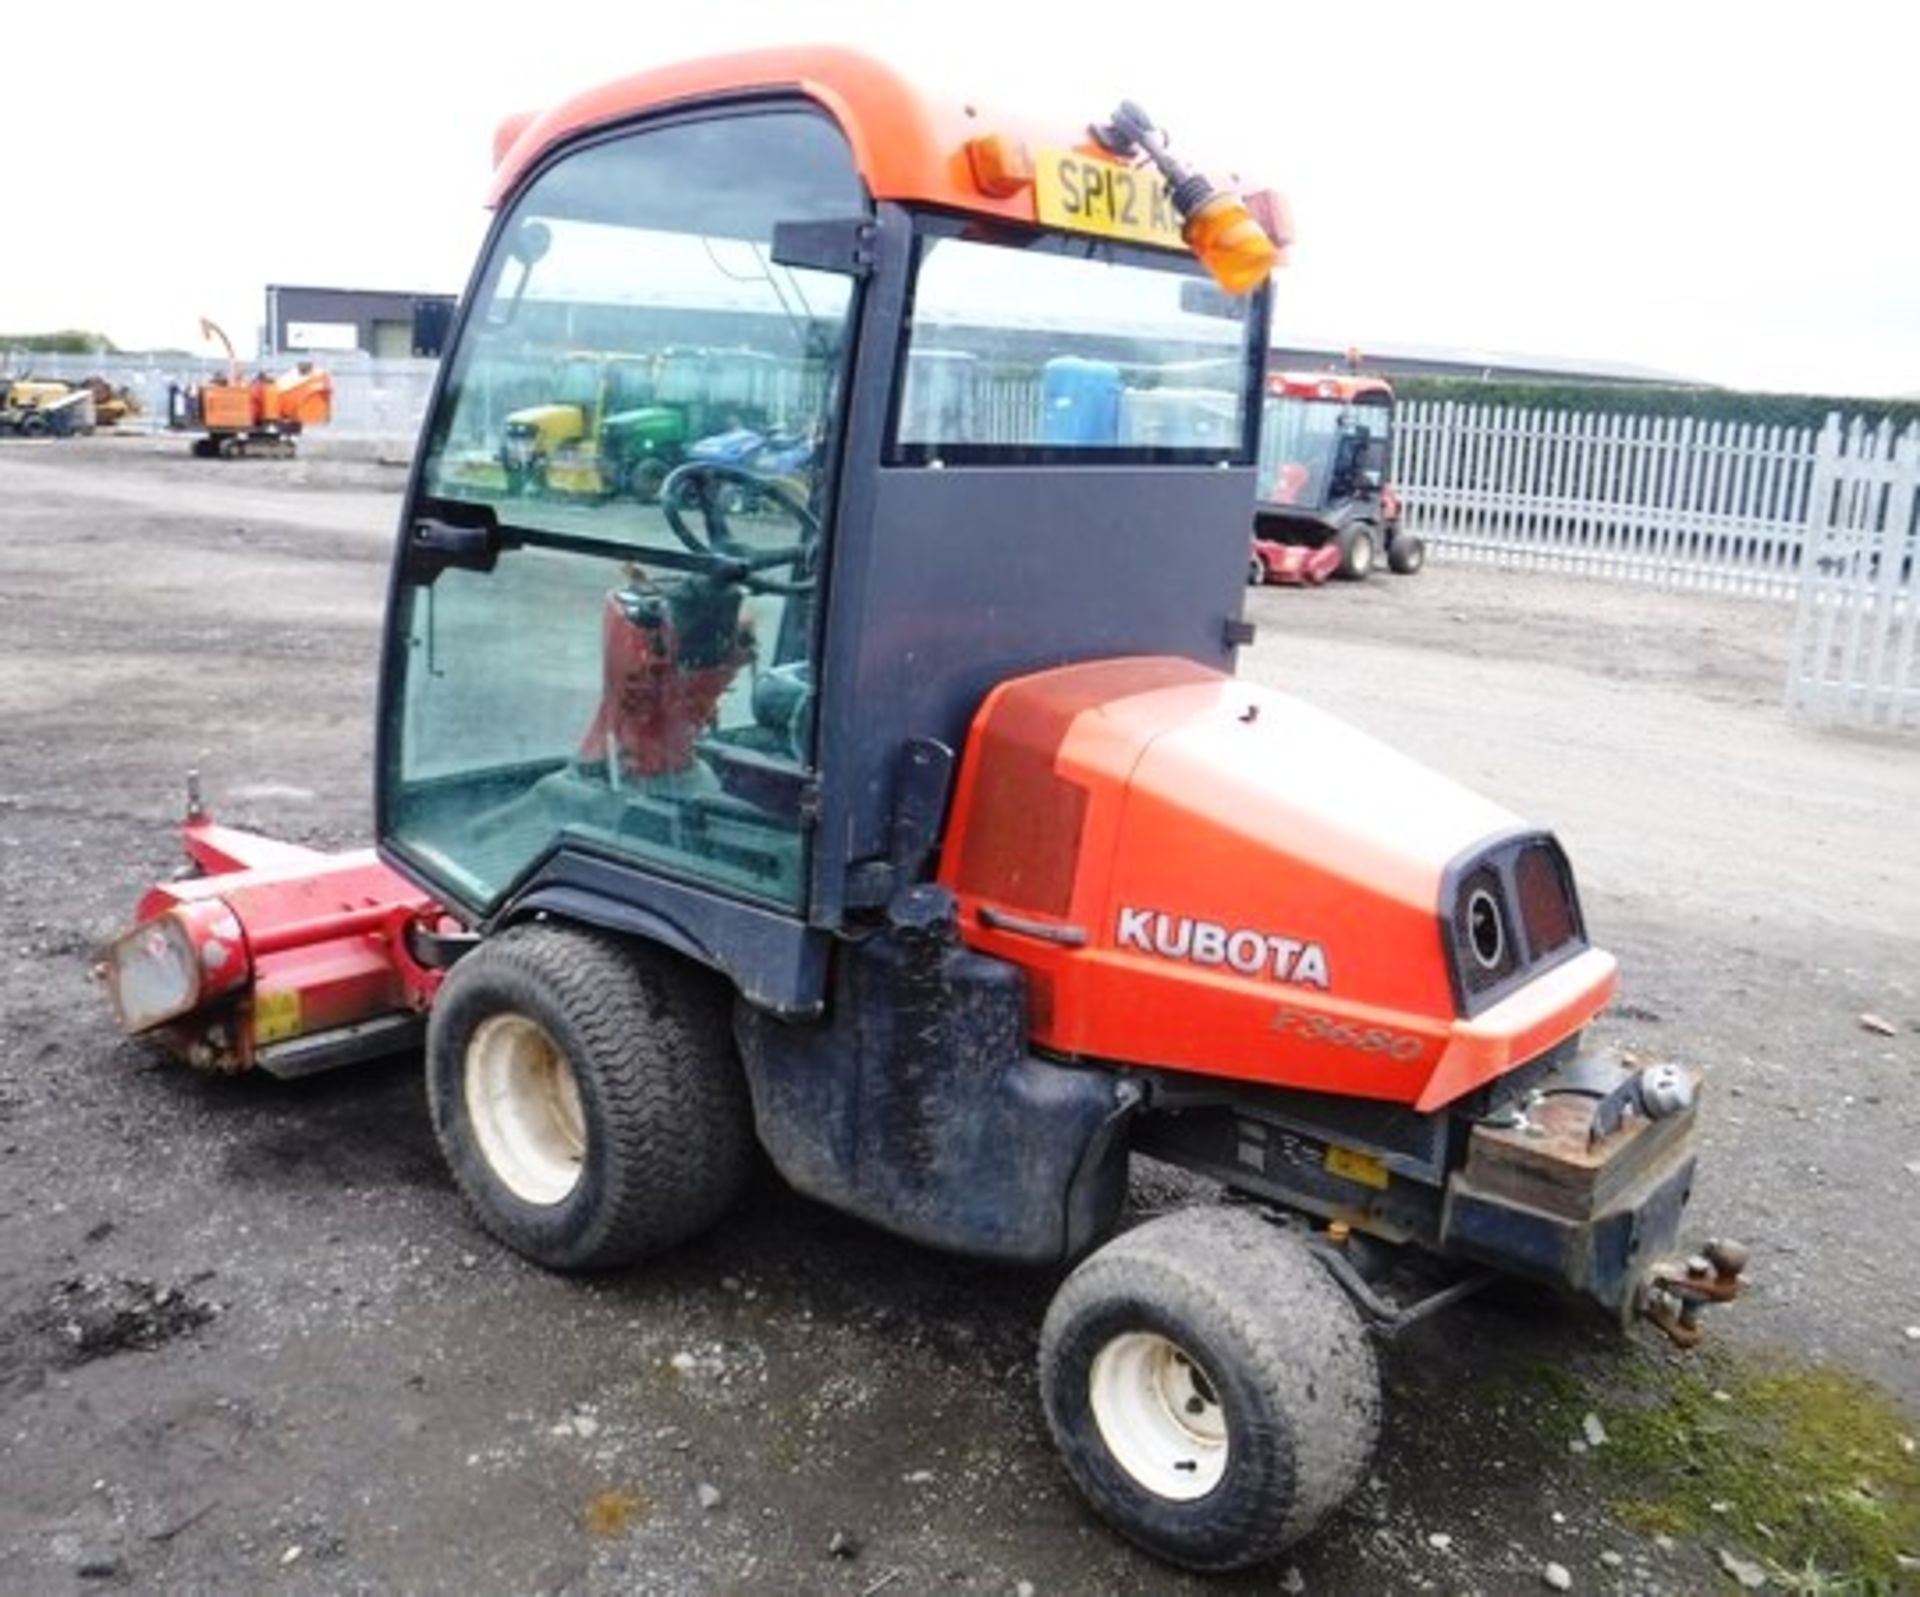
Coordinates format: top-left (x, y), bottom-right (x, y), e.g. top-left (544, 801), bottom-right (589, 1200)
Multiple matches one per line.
top-left (1038, 1206), bottom-right (1379, 1571)
top-left (1336, 521), bottom-right (1376, 580)
top-left (426, 922), bottom-right (751, 1272)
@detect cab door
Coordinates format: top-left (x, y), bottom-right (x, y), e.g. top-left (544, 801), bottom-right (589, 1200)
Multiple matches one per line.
top-left (379, 106), bottom-right (867, 930)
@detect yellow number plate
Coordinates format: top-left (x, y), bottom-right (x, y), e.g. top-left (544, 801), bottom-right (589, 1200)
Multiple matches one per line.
top-left (1033, 149), bottom-right (1185, 250)
top-left (1324, 1145), bottom-right (1390, 1191)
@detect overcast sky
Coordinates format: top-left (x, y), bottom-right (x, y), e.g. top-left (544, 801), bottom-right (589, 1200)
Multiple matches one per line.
top-left (6, 1), bottom-right (1915, 396)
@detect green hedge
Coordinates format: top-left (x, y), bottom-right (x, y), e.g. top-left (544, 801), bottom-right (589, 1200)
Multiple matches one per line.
top-left (1389, 376), bottom-right (1920, 432)
top-left (0, 330), bottom-right (119, 355)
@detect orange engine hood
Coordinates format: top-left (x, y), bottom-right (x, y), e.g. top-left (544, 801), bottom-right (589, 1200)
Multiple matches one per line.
top-left (938, 657), bottom-right (1615, 1110)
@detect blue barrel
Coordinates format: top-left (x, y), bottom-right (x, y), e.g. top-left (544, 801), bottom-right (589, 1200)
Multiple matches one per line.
top-left (1040, 358), bottom-right (1122, 446)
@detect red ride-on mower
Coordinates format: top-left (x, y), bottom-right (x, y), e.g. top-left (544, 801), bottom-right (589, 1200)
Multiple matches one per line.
top-left (1253, 370), bottom-right (1422, 581)
top-left (97, 51), bottom-right (1741, 1574)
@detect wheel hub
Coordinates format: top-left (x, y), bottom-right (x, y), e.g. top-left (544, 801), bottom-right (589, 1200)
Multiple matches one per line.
top-left (1088, 1330), bottom-right (1228, 1500)
top-left (464, 1012), bottom-right (587, 1205)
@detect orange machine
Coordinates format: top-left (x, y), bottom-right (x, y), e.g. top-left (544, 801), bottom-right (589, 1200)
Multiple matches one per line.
top-left (170, 318), bottom-right (333, 458)
top-left (100, 49), bottom-right (1738, 1575)
top-left (1253, 368), bottom-right (1417, 580)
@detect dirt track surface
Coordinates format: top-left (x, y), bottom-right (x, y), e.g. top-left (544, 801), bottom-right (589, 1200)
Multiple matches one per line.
top-left (2, 436), bottom-right (1916, 1595)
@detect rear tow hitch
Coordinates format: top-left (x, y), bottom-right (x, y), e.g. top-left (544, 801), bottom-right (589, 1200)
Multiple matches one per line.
top-left (1638, 1238), bottom-right (1748, 1348)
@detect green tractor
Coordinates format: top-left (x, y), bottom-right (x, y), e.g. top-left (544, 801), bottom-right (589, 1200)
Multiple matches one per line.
top-left (501, 347), bottom-right (781, 499)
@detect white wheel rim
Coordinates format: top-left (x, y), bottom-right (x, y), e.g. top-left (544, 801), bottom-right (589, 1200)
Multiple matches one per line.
top-left (1352, 534), bottom-right (1374, 574)
top-left (1088, 1331), bottom-right (1229, 1500)
top-left (463, 1013), bottom-right (588, 1206)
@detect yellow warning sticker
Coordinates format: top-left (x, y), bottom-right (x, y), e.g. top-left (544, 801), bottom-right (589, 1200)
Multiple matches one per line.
top-left (1324, 1145), bottom-right (1390, 1191)
top-left (254, 988), bottom-right (303, 1044)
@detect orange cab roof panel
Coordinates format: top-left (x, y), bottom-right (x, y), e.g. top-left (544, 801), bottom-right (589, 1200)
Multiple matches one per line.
top-left (487, 45), bottom-right (1259, 230)
top-left (1267, 371), bottom-right (1395, 404)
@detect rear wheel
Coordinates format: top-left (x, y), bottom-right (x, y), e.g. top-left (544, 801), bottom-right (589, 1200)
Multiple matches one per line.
top-left (1336, 522), bottom-right (1376, 581)
top-left (1387, 532), bottom-right (1426, 575)
top-left (1039, 1207), bottom-right (1379, 1571)
top-left (426, 923), bottom-right (752, 1271)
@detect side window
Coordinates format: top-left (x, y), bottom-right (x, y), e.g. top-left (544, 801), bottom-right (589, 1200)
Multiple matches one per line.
top-left (387, 110), bottom-right (865, 915)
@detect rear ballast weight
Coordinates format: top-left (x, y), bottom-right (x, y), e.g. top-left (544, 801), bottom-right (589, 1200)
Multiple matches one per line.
top-left (97, 50), bottom-right (1739, 1576)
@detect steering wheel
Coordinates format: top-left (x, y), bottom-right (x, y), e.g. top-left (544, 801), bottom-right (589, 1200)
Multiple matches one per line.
top-left (658, 461), bottom-right (820, 593)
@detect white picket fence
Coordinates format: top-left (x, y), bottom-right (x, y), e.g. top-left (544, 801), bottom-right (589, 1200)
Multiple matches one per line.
top-left (1394, 401), bottom-right (1821, 598)
top-left (1786, 417), bottom-right (1920, 729)
top-left (1394, 401), bottom-right (1920, 728)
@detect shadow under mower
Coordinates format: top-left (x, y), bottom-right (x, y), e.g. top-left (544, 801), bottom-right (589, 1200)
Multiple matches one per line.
top-left (96, 48), bottom-right (1742, 1576)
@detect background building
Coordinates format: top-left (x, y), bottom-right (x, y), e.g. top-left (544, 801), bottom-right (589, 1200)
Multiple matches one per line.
top-left (264, 285), bottom-right (459, 359)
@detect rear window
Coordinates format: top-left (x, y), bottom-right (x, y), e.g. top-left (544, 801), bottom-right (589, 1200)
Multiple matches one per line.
top-left (889, 220), bottom-right (1261, 467)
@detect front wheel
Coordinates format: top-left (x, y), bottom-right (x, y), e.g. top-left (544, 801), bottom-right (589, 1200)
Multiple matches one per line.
top-left (425, 923), bottom-right (752, 1271)
top-left (1039, 1207), bottom-right (1379, 1572)
top-left (1336, 522), bottom-right (1376, 581)
top-left (1247, 553), bottom-right (1265, 587)
top-left (627, 457), bottom-right (669, 502)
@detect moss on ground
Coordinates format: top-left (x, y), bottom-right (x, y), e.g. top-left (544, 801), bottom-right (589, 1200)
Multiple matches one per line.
top-left (1512, 1351), bottom-right (1919, 1592)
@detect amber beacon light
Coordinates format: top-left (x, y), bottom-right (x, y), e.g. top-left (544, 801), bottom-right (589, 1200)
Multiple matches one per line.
top-left (1091, 100), bottom-right (1280, 294)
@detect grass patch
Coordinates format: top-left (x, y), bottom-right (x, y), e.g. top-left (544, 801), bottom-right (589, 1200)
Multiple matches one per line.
top-left (1513, 1352), bottom-right (1919, 1592)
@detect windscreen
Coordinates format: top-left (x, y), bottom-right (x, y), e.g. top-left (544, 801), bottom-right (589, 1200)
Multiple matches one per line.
top-left (890, 221), bottom-right (1260, 466)
top-left (1257, 395), bottom-right (1342, 505)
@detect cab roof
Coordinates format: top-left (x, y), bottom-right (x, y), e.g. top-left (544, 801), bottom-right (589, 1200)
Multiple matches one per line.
top-left (1266, 371), bottom-right (1395, 404)
top-left (489, 45), bottom-right (1275, 237)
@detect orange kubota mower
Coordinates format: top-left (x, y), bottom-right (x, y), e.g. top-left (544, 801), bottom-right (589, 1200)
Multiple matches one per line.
top-left (99, 50), bottom-right (1740, 1573)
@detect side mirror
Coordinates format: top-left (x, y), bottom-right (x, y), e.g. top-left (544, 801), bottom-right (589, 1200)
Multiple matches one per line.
top-left (510, 219), bottom-right (552, 266)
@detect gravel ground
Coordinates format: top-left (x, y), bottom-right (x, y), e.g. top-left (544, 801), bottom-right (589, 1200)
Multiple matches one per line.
top-left (2, 436), bottom-right (1916, 1595)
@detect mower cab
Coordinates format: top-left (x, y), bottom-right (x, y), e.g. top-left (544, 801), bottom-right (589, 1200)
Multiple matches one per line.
top-left (101, 47), bottom-right (1737, 1573)
top-left (1251, 370), bottom-right (1420, 582)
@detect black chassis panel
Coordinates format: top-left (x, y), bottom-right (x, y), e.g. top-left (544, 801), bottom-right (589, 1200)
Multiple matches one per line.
top-left (1132, 1094), bottom-right (1448, 1247)
top-left (1133, 1040), bottom-right (1699, 1318)
top-left (735, 894), bottom-right (1135, 1266)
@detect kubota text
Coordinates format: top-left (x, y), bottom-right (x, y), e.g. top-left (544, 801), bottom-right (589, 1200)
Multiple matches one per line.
top-left (1115, 907), bottom-right (1331, 989)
